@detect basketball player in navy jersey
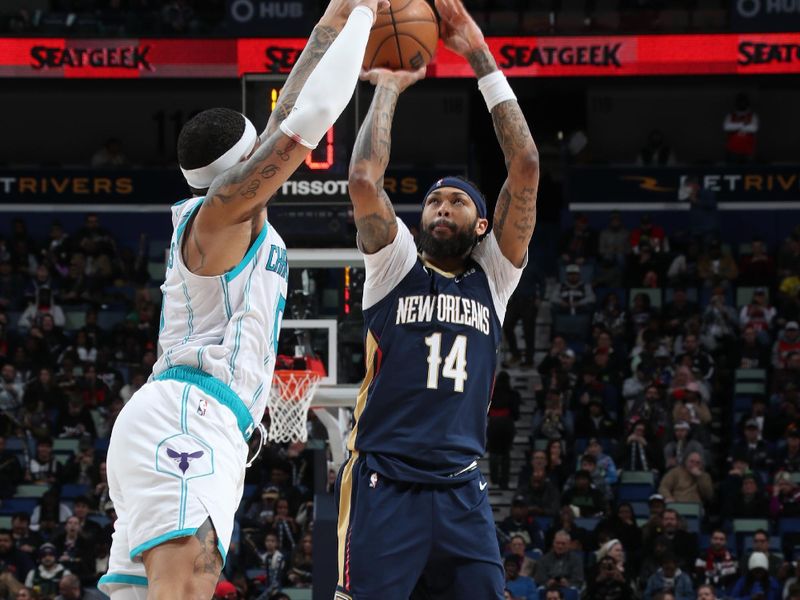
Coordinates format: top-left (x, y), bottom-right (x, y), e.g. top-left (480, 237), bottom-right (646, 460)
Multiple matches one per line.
top-left (335, 0), bottom-right (539, 598)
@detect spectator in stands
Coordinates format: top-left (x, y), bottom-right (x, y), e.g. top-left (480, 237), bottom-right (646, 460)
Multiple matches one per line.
top-left (769, 471), bottom-right (800, 518)
top-left (737, 324), bottom-right (770, 369)
top-left (629, 385), bottom-right (672, 445)
top-left (0, 363), bottom-right (24, 424)
top-left (505, 534), bottom-right (538, 579)
top-left (593, 293), bottom-right (628, 343)
top-left (641, 495), bottom-right (666, 546)
top-left (700, 286), bottom-right (739, 353)
top-left (586, 542), bottom-right (635, 599)
top-left (53, 515), bottom-right (93, 584)
top-left (559, 214), bottom-right (597, 266)
top-left (55, 572), bottom-right (103, 599)
top-left (258, 531), bottom-right (286, 596)
top-left (739, 238), bottom-right (775, 286)
top-left (90, 138), bottom-right (129, 169)
top-left (773, 321), bottom-right (800, 369)
top-left (503, 555), bottom-right (537, 600)
top-left (644, 553), bottom-right (694, 600)
top-left (546, 440), bottom-right (571, 491)
top-left (68, 497), bottom-right (102, 545)
top-left (551, 264), bottom-right (595, 315)
top-left (0, 528), bottom-right (34, 591)
top-left (698, 240), bottom-right (738, 289)
top-left (564, 453), bottom-right (610, 502)
top-left (663, 288), bottom-right (700, 339)
top-left (724, 471), bottom-right (768, 519)
top-left (521, 468), bottom-right (561, 519)
top-left (214, 580), bottom-right (238, 600)
top-left (584, 437), bottom-right (618, 486)
top-left (29, 489), bottom-right (71, 533)
top-left (637, 129), bottom-right (676, 167)
top-left (599, 211), bottom-right (630, 266)
top-left (574, 396), bottom-right (617, 440)
top-left (677, 334), bottom-right (714, 382)
top-left (597, 506), bottom-right (643, 566)
top-left (537, 336), bottom-right (569, 386)
top-left (631, 215), bottom-right (669, 255)
top-left (532, 391), bottom-right (573, 442)
top-left (26, 438), bottom-right (60, 485)
top-left (626, 239), bottom-right (664, 288)
top-left (629, 293), bottom-right (659, 344)
top-left (561, 469), bottom-right (606, 516)
top-left (693, 529), bottom-right (738, 595)
top-left (286, 532), bottom-right (312, 587)
top-left (0, 435), bottom-right (22, 498)
top-left (664, 421), bottom-right (704, 470)
top-left (650, 509), bottom-right (697, 570)
top-left (774, 351), bottom-right (800, 392)
top-left (534, 530), bottom-right (584, 589)
top-left (546, 507), bottom-right (589, 553)
top-left (622, 364), bottom-right (651, 412)
top-left (730, 552), bottom-right (780, 600)
top-left (672, 383), bottom-right (711, 445)
top-left (668, 367), bottom-right (709, 405)
top-left (728, 419), bottom-right (773, 472)
top-left (517, 450), bottom-right (547, 491)
top-left (55, 395), bottom-right (96, 441)
top-left (723, 93), bottom-right (759, 163)
top-left (667, 240), bottom-right (702, 288)
top-left (622, 419), bottom-right (662, 472)
top-left (24, 542), bottom-right (70, 598)
top-left (738, 530), bottom-right (783, 578)
top-left (499, 496), bottom-right (544, 553)
top-left (739, 288), bottom-right (776, 344)
top-left (503, 263), bottom-right (540, 368)
top-left (488, 372), bottom-right (520, 489)
top-left (658, 451), bottom-right (713, 506)
top-left (18, 288), bottom-right (66, 331)
top-left (777, 429), bottom-right (800, 472)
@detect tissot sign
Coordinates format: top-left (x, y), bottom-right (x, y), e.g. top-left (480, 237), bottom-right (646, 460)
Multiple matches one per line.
top-left (0, 34), bottom-right (799, 78)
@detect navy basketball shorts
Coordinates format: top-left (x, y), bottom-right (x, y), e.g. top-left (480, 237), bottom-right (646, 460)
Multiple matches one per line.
top-left (334, 454), bottom-right (504, 600)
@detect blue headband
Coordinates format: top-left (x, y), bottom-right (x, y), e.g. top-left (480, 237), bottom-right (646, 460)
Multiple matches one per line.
top-left (424, 177), bottom-right (487, 219)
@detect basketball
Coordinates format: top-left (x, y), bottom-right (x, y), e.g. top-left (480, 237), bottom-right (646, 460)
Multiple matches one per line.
top-left (363, 0), bottom-right (439, 71)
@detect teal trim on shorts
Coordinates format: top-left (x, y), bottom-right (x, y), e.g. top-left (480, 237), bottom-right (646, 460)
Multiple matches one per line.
top-left (99, 573), bottom-right (148, 587)
top-left (129, 527), bottom-right (228, 568)
top-left (130, 527), bottom-right (198, 561)
top-left (154, 366), bottom-right (255, 440)
top-left (224, 220), bottom-right (268, 282)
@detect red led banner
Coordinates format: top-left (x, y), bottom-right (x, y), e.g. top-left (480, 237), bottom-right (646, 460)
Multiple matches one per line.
top-left (0, 33), bottom-right (798, 78)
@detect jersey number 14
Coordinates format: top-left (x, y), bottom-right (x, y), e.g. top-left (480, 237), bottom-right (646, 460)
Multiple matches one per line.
top-left (424, 333), bottom-right (468, 392)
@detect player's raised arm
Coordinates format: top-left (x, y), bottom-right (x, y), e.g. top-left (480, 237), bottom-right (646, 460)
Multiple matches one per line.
top-left (348, 67), bottom-right (425, 254)
top-left (184, 0), bottom-right (383, 275)
top-left (436, 0), bottom-right (539, 268)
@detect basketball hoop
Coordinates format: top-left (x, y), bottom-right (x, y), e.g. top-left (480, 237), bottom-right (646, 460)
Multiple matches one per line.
top-left (267, 370), bottom-right (321, 443)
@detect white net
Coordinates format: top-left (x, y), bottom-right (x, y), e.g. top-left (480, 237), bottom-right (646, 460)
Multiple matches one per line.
top-left (267, 370), bottom-right (321, 443)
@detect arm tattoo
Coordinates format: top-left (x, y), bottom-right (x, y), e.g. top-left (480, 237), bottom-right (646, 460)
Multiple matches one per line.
top-left (467, 47), bottom-right (498, 78)
top-left (351, 84), bottom-right (400, 253)
top-left (490, 100), bottom-right (539, 246)
top-left (193, 517), bottom-right (222, 576)
top-left (263, 25), bottom-right (339, 138)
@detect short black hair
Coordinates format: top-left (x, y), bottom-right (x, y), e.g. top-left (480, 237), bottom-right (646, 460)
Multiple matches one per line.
top-left (177, 108), bottom-right (246, 192)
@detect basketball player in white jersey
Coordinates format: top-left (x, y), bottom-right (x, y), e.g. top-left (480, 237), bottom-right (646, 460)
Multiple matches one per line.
top-left (98, 1), bottom-right (386, 598)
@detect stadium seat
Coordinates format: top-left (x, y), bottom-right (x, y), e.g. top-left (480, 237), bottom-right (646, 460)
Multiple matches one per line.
top-left (620, 471), bottom-right (655, 486)
top-left (535, 517), bottom-right (553, 532)
top-left (665, 287), bottom-right (698, 303)
top-left (283, 590), bottom-right (313, 600)
top-left (733, 518), bottom-right (769, 534)
top-left (538, 587), bottom-right (579, 600)
top-left (734, 382), bottom-right (766, 396)
top-left (667, 502), bottom-right (701, 518)
top-left (0, 516), bottom-right (11, 528)
top-left (87, 514), bottom-right (111, 528)
top-left (737, 286), bottom-right (769, 308)
top-left (553, 314), bottom-right (591, 342)
top-left (4, 437), bottom-right (25, 452)
top-left (629, 288), bottom-right (662, 308)
top-left (779, 518), bottom-right (800, 536)
top-left (631, 502), bottom-right (649, 518)
top-left (618, 485), bottom-right (654, 503)
top-left (1, 498), bottom-right (38, 514)
top-left (53, 438), bottom-right (80, 454)
top-left (575, 517), bottom-right (600, 531)
top-left (61, 484), bottom-right (89, 499)
top-left (14, 484), bottom-right (49, 498)
top-left (735, 368), bottom-right (766, 382)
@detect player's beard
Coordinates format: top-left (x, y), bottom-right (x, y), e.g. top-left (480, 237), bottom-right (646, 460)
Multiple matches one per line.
top-left (418, 217), bottom-right (478, 259)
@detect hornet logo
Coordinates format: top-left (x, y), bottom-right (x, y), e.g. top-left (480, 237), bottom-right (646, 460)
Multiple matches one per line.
top-left (166, 448), bottom-right (205, 474)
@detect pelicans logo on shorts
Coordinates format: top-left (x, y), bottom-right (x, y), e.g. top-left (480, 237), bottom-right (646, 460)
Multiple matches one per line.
top-left (155, 433), bottom-right (214, 480)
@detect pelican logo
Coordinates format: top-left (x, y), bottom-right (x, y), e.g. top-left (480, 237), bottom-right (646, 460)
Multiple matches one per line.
top-left (369, 472), bottom-right (378, 488)
top-left (166, 448), bottom-right (205, 474)
top-left (621, 175), bottom-right (675, 193)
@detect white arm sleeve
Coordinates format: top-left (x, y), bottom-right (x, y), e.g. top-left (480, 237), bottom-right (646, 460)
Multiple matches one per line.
top-left (280, 6), bottom-right (374, 149)
top-left (360, 220), bottom-right (418, 310)
top-left (471, 232), bottom-right (527, 324)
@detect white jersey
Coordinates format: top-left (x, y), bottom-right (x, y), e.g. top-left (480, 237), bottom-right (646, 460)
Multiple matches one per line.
top-left (152, 197), bottom-right (288, 425)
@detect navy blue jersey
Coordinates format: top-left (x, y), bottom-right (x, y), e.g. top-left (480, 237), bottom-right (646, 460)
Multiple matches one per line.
top-left (348, 221), bottom-right (524, 484)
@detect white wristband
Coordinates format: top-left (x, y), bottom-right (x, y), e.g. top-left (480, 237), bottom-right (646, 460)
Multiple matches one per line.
top-left (478, 70), bottom-right (517, 112)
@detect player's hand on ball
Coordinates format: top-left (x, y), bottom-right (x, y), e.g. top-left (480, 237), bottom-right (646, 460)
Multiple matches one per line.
top-left (320, 0), bottom-right (390, 28)
top-left (435, 0), bottom-right (486, 57)
top-left (360, 66), bottom-right (426, 93)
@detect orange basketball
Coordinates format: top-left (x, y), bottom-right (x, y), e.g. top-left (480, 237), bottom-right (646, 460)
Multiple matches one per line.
top-left (363, 0), bottom-right (439, 71)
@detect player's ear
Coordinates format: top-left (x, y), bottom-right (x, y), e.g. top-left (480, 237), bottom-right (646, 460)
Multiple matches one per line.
top-left (476, 218), bottom-right (489, 236)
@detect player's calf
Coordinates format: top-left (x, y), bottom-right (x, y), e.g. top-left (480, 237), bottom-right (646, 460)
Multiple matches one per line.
top-left (142, 517), bottom-right (222, 600)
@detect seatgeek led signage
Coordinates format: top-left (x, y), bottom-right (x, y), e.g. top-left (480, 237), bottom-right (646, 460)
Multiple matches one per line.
top-left (0, 33), bottom-right (799, 78)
